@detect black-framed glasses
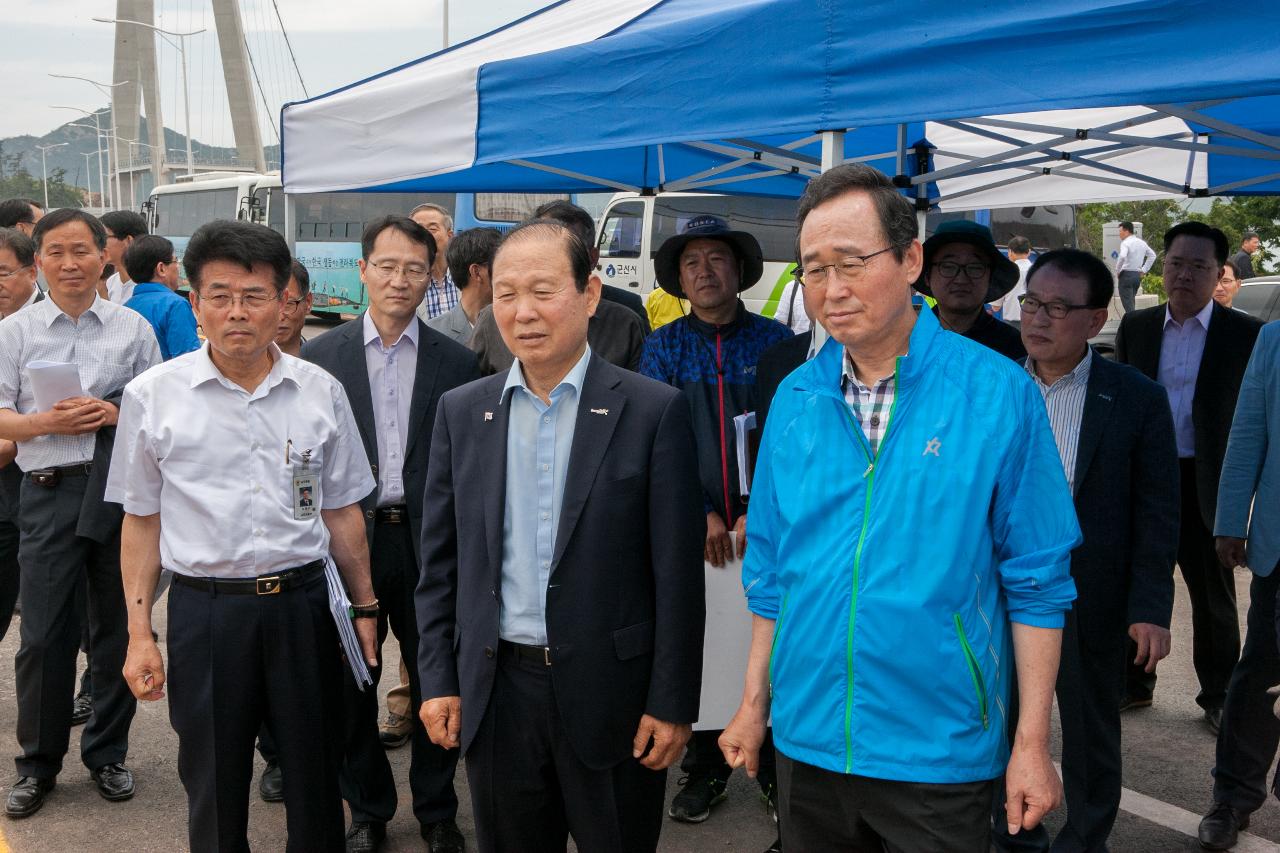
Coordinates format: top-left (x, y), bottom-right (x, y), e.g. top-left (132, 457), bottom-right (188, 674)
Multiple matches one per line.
top-left (280, 297), bottom-right (307, 316)
top-left (1018, 294), bottom-right (1091, 319)
top-left (933, 261), bottom-right (989, 280)
top-left (795, 246), bottom-right (895, 287)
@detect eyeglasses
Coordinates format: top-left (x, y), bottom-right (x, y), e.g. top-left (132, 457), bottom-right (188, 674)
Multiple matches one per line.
top-left (199, 291), bottom-right (280, 311)
top-left (1018, 295), bottom-right (1092, 319)
top-left (0, 265), bottom-right (32, 282)
top-left (795, 247), bottom-right (895, 287)
top-left (370, 261), bottom-right (429, 284)
top-left (933, 261), bottom-right (989, 280)
top-left (280, 297), bottom-right (307, 316)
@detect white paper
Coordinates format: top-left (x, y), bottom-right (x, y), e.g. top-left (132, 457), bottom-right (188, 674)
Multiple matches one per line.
top-left (695, 532), bottom-right (756, 730)
top-left (27, 361), bottom-right (84, 412)
top-left (733, 411), bottom-right (756, 496)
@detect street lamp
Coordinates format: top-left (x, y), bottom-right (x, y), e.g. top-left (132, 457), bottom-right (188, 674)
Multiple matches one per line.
top-left (59, 111), bottom-right (111, 208)
top-left (34, 143), bottom-right (69, 210)
top-left (49, 75), bottom-right (130, 210)
top-left (80, 151), bottom-right (98, 207)
top-left (93, 17), bottom-right (204, 177)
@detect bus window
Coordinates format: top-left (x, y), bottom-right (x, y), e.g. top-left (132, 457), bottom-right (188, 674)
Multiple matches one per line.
top-left (652, 196), bottom-right (798, 263)
top-left (990, 206), bottom-right (1077, 252)
top-left (598, 202), bottom-right (644, 258)
top-left (267, 188), bottom-right (285, 235)
top-left (473, 193), bottom-right (569, 223)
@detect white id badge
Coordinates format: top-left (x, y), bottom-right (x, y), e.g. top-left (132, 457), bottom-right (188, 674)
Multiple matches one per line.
top-left (292, 465), bottom-right (318, 520)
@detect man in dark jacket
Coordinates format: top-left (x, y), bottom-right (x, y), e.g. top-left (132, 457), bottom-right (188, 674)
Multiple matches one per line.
top-left (914, 220), bottom-right (1026, 361)
top-left (639, 215), bottom-right (790, 833)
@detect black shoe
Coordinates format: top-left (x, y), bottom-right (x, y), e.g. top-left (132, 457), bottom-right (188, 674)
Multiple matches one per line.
top-left (5, 777), bottom-right (54, 818)
top-left (259, 759), bottom-right (283, 803)
top-left (89, 763), bottom-right (134, 801)
top-left (668, 774), bottom-right (728, 823)
top-left (1205, 707), bottom-right (1223, 736)
top-left (423, 818), bottom-right (465, 852)
top-left (70, 691), bottom-right (93, 726)
top-left (1119, 694), bottom-right (1152, 713)
top-left (345, 821), bottom-right (386, 853)
top-left (1198, 802), bottom-right (1248, 850)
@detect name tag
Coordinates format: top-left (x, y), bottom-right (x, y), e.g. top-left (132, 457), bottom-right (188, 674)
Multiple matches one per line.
top-left (293, 465), bottom-right (317, 520)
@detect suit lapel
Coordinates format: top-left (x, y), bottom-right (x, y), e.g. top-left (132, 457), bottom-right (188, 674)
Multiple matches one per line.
top-left (1192, 302), bottom-right (1229, 406)
top-left (551, 358), bottom-right (624, 570)
top-left (1073, 352), bottom-right (1117, 493)
top-left (405, 320), bottom-right (440, 459)
top-left (475, 388), bottom-right (510, 592)
top-left (1135, 307), bottom-right (1164, 379)
top-left (340, 321), bottom-right (378, 466)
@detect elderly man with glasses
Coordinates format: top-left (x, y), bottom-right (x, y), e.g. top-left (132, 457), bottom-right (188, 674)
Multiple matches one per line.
top-left (914, 220), bottom-right (1026, 362)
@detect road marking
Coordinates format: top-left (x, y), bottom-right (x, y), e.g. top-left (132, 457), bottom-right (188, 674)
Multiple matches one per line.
top-left (1119, 786), bottom-right (1280, 852)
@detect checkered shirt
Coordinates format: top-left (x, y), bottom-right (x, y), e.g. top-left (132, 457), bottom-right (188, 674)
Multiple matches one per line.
top-left (841, 353), bottom-right (896, 456)
top-left (421, 270), bottom-right (459, 319)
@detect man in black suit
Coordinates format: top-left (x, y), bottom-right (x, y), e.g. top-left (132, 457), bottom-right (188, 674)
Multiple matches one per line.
top-left (416, 221), bottom-right (705, 852)
top-left (990, 249), bottom-right (1179, 852)
top-left (303, 216), bottom-right (479, 853)
top-left (1115, 222), bottom-right (1265, 731)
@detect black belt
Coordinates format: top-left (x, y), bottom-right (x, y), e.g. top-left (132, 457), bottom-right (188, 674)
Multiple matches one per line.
top-left (375, 504), bottom-right (408, 524)
top-left (171, 559), bottom-right (325, 596)
top-left (26, 463), bottom-right (94, 487)
top-left (499, 639), bottom-right (552, 667)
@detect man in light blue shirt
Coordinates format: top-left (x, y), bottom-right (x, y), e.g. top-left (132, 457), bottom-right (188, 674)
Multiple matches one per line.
top-left (122, 236), bottom-right (200, 360)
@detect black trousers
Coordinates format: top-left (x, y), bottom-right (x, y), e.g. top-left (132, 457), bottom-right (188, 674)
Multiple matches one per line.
top-left (1117, 270), bottom-right (1143, 314)
top-left (14, 473), bottom-right (134, 778)
top-left (992, 609), bottom-right (1125, 853)
top-left (466, 643), bottom-right (668, 853)
top-left (340, 518), bottom-right (459, 827)
top-left (167, 570), bottom-right (345, 853)
top-left (1212, 565), bottom-right (1280, 813)
top-left (682, 727), bottom-right (777, 798)
top-left (776, 749), bottom-right (996, 853)
top-left (1127, 458), bottom-right (1238, 710)
top-left (0, 511), bottom-right (19, 643)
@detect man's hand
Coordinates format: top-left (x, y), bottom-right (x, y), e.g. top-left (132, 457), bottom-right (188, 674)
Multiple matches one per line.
top-left (353, 617), bottom-right (378, 667)
top-left (123, 638), bottom-right (166, 701)
top-left (421, 696), bottom-right (462, 749)
top-left (719, 702), bottom-right (769, 778)
top-left (705, 511), bottom-right (731, 567)
top-left (1004, 739), bottom-right (1062, 835)
top-left (732, 515), bottom-right (748, 560)
top-left (1217, 536), bottom-right (1247, 570)
top-left (631, 714), bottom-right (691, 770)
top-left (0, 439), bottom-right (16, 469)
top-left (40, 397), bottom-right (108, 436)
top-left (1129, 623), bottom-right (1172, 674)
top-left (94, 399), bottom-right (120, 427)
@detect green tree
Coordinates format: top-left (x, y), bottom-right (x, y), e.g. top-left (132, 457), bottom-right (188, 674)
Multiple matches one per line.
top-left (0, 167), bottom-right (86, 209)
top-left (1186, 196), bottom-right (1280, 275)
top-left (1075, 199), bottom-right (1183, 260)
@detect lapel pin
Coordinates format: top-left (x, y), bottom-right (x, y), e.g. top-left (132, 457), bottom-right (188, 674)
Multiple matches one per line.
top-left (1099, 394), bottom-right (1113, 401)
top-left (590, 408), bottom-right (609, 416)
top-left (484, 411), bottom-right (493, 421)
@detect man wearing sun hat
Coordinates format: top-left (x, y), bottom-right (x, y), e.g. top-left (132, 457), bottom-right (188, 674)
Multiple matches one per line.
top-left (915, 220), bottom-right (1027, 361)
top-left (639, 215), bottom-right (791, 832)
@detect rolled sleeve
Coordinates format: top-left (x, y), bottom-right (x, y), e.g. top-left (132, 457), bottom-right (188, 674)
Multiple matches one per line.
top-left (0, 322), bottom-right (23, 411)
top-left (319, 381), bottom-right (376, 509)
top-left (105, 385), bottom-right (163, 515)
top-left (992, 380), bottom-right (1080, 628)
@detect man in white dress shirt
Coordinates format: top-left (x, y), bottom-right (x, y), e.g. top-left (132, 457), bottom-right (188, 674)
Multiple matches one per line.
top-left (100, 211), bottom-right (148, 305)
top-left (107, 219), bottom-right (379, 853)
top-left (1114, 221), bottom-right (1157, 314)
top-left (0, 209), bottom-right (161, 819)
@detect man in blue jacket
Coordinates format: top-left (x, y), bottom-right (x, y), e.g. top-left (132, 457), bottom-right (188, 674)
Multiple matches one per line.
top-left (719, 164), bottom-right (1080, 852)
top-left (1198, 320), bottom-right (1280, 851)
top-left (122, 236), bottom-right (200, 361)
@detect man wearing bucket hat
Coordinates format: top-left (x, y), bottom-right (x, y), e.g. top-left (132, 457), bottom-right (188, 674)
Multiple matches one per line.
top-left (915, 220), bottom-right (1027, 362)
top-left (640, 215), bottom-right (791, 834)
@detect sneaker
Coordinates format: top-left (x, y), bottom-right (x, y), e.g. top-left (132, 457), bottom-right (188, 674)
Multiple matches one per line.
top-left (668, 774), bottom-right (728, 823)
top-left (378, 711), bottom-right (411, 749)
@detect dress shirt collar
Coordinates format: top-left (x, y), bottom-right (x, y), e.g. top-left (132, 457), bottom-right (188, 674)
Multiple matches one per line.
top-left (1163, 298), bottom-right (1214, 331)
top-left (189, 341), bottom-right (299, 397)
top-left (40, 292), bottom-right (108, 328)
top-left (502, 345), bottom-right (592, 405)
top-left (1025, 348), bottom-right (1092, 390)
top-left (361, 309), bottom-right (420, 350)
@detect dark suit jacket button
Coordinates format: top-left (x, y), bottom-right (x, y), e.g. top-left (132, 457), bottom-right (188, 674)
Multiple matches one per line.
top-left (484, 647), bottom-right (495, 659)
top-left (364, 509), bottom-right (375, 519)
top-left (371, 464), bottom-right (378, 475)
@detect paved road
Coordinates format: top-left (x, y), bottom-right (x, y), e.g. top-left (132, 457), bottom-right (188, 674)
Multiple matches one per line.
top-left (0, 570), bottom-right (1276, 851)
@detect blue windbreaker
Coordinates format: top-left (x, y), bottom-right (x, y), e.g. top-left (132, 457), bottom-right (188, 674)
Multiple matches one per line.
top-left (743, 307), bottom-right (1080, 783)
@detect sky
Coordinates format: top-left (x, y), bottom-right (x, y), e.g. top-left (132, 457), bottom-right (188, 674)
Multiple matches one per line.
top-left (4, 0), bottom-right (550, 144)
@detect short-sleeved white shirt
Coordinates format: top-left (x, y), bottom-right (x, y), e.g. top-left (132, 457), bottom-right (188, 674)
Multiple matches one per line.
top-left (105, 343), bottom-right (376, 578)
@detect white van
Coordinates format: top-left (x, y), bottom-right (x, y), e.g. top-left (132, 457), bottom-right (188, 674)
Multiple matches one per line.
top-left (593, 192), bottom-right (805, 327)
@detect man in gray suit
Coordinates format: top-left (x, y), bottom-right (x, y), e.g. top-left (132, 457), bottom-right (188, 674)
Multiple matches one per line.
top-left (428, 227), bottom-right (500, 346)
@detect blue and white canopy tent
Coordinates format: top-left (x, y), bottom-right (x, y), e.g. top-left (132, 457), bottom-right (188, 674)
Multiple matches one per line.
top-left (281, 0), bottom-right (1280, 212)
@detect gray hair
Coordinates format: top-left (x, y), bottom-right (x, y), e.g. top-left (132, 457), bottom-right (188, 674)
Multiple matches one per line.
top-left (409, 202), bottom-right (453, 232)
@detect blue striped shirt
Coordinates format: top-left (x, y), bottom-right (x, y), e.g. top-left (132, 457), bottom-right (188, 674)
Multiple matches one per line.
top-left (1025, 351), bottom-right (1092, 493)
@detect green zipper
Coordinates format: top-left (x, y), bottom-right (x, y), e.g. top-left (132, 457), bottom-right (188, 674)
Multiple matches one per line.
top-left (953, 613), bottom-right (990, 730)
top-left (840, 356), bottom-right (902, 774)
